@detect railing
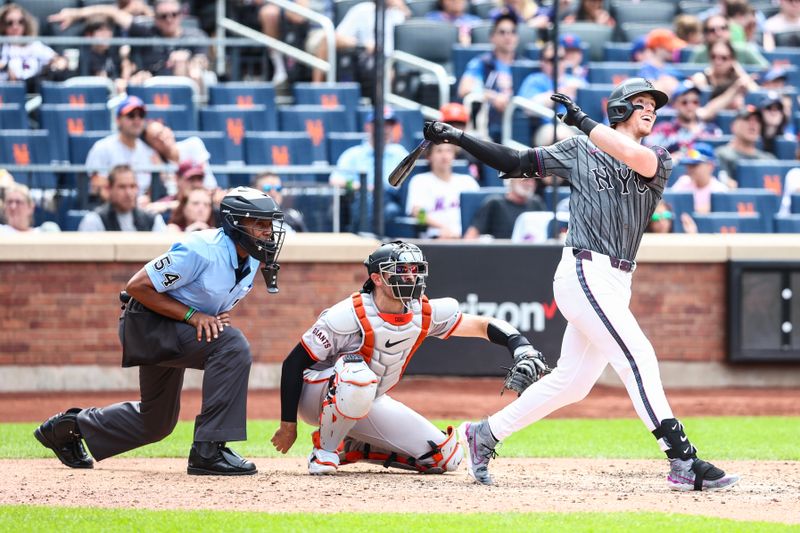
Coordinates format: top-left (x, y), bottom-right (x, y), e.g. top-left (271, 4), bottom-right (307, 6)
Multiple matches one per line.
top-left (502, 95), bottom-right (557, 148)
top-left (386, 50), bottom-right (453, 111)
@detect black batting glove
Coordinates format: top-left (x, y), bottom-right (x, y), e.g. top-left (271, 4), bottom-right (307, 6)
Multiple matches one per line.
top-left (423, 121), bottom-right (464, 145)
top-left (550, 93), bottom-right (599, 136)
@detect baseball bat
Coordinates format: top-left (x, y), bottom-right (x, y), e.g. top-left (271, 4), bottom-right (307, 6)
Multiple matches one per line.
top-left (388, 139), bottom-right (430, 187)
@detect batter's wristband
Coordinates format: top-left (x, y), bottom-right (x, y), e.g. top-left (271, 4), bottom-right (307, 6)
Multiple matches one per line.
top-left (578, 116), bottom-right (599, 136)
top-left (183, 307), bottom-right (197, 322)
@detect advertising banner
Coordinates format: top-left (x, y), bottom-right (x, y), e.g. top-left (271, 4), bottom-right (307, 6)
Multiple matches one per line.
top-left (406, 243), bottom-right (567, 376)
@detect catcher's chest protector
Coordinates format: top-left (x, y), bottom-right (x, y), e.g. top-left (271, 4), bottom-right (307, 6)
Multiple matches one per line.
top-left (351, 293), bottom-right (431, 397)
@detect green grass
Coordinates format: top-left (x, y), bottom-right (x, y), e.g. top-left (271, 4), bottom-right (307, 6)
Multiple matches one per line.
top-left (2, 417), bottom-right (798, 461)
top-left (1, 507), bottom-right (796, 532)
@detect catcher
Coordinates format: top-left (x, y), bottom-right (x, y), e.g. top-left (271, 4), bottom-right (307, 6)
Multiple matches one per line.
top-left (271, 240), bottom-right (549, 474)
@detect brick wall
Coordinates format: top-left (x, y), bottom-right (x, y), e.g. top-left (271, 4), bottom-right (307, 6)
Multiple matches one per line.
top-left (0, 260), bottom-right (727, 366)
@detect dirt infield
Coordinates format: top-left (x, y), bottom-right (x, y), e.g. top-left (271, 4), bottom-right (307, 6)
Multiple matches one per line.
top-left (3, 458), bottom-right (798, 523)
top-left (5, 379), bottom-right (799, 522)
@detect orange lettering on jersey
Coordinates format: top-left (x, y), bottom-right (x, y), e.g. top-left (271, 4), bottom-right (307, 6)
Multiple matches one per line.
top-left (152, 93), bottom-right (170, 107)
top-left (235, 95), bottom-right (254, 108)
top-left (68, 94), bottom-right (86, 107)
top-left (305, 119), bottom-right (325, 146)
top-left (66, 118), bottom-right (85, 134)
top-left (320, 94), bottom-right (339, 108)
top-left (226, 118), bottom-right (244, 145)
top-left (736, 202), bottom-right (755, 214)
top-left (271, 145), bottom-right (290, 165)
top-left (763, 174), bottom-right (782, 195)
top-left (12, 143), bottom-right (30, 165)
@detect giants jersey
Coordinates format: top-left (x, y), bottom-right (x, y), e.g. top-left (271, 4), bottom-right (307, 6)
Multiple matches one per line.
top-left (530, 135), bottom-right (672, 261)
top-left (301, 292), bottom-right (462, 396)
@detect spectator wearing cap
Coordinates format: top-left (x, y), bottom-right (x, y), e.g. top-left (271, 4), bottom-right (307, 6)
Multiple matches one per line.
top-left (630, 36), bottom-right (648, 63)
top-left (518, 41), bottom-right (585, 141)
top-left (329, 107), bottom-right (408, 232)
top-left (669, 143), bottom-right (728, 213)
top-left (440, 102), bottom-right (483, 182)
top-left (559, 33), bottom-right (587, 81)
top-left (760, 66), bottom-right (789, 91)
top-left (142, 120), bottom-right (218, 193)
top-left (78, 164), bottom-right (166, 232)
top-left (85, 95), bottom-right (158, 205)
top-left (426, 0), bottom-right (482, 45)
top-left (646, 81), bottom-right (723, 156)
top-left (636, 28), bottom-right (685, 98)
top-left (146, 160), bottom-right (208, 216)
top-left (252, 172), bottom-right (307, 232)
top-left (714, 105), bottom-right (776, 187)
top-left (458, 11), bottom-right (519, 143)
top-left (674, 14), bottom-right (703, 46)
top-left (759, 92), bottom-right (796, 156)
top-left (689, 14), bottom-right (768, 67)
top-left (690, 40), bottom-right (760, 112)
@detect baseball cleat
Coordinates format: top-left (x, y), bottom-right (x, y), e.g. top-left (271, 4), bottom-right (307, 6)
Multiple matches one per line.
top-left (458, 420), bottom-right (498, 486)
top-left (308, 448), bottom-right (339, 475)
top-left (34, 408), bottom-right (94, 469)
top-left (667, 458), bottom-right (740, 491)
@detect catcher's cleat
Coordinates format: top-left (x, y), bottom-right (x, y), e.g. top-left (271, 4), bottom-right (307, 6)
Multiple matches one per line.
top-left (458, 420), bottom-right (498, 486)
top-left (308, 447), bottom-right (339, 475)
top-left (34, 408), bottom-right (94, 469)
top-left (667, 458), bottom-right (740, 491)
top-left (187, 442), bottom-right (257, 476)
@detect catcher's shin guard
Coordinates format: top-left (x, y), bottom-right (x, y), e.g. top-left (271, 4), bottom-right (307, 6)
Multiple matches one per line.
top-left (318, 355), bottom-right (378, 452)
top-left (339, 426), bottom-right (462, 474)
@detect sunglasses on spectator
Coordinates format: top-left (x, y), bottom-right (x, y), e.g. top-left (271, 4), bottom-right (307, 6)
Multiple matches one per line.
top-left (704, 24), bottom-right (728, 34)
top-left (262, 184), bottom-right (283, 192)
top-left (4, 18), bottom-right (24, 26)
top-left (124, 111), bottom-right (146, 119)
top-left (156, 11), bottom-right (180, 20)
top-left (651, 211), bottom-right (673, 222)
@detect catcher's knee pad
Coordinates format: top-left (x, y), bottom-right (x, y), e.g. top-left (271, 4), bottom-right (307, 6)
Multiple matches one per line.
top-left (318, 355), bottom-right (378, 451)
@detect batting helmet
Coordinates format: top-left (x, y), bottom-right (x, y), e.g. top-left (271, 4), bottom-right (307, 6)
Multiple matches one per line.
top-left (606, 78), bottom-right (669, 127)
top-left (220, 186), bottom-right (285, 266)
top-left (361, 241), bottom-right (428, 308)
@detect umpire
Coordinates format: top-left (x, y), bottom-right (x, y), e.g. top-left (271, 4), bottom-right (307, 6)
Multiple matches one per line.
top-left (34, 187), bottom-right (286, 476)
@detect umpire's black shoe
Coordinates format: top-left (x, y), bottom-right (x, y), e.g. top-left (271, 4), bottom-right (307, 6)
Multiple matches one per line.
top-left (34, 408), bottom-right (93, 469)
top-left (187, 442), bottom-right (257, 476)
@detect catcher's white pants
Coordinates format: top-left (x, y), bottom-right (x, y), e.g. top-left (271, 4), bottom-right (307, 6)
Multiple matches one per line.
top-left (299, 369), bottom-right (450, 461)
top-left (489, 247), bottom-right (674, 444)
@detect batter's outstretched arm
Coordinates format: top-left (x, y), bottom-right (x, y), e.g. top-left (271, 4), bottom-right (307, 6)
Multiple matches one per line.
top-left (423, 121), bottom-right (540, 179)
top-left (272, 343), bottom-right (316, 453)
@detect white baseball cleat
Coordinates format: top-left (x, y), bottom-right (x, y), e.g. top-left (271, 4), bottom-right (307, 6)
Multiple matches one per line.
top-left (308, 448), bottom-right (339, 475)
top-left (458, 420), bottom-right (498, 486)
top-left (667, 458), bottom-right (741, 491)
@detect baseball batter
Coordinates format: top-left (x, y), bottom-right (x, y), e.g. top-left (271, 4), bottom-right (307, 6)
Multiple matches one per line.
top-left (270, 241), bottom-right (548, 474)
top-left (422, 78), bottom-right (740, 491)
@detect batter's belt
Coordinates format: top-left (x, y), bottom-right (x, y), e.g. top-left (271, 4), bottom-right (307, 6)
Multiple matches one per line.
top-left (573, 248), bottom-right (636, 273)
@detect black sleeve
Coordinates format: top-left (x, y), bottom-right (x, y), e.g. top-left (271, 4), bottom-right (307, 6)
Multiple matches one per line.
top-left (459, 132), bottom-right (542, 179)
top-left (280, 343), bottom-right (317, 423)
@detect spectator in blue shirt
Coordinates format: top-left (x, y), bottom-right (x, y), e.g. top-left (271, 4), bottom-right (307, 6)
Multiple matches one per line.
top-left (35, 187), bottom-right (286, 477)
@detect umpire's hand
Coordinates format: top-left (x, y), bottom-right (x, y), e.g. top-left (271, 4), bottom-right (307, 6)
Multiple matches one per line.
top-left (271, 421), bottom-right (297, 454)
top-left (550, 93), bottom-right (588, 129)
top-left (187, 310), bottom-right (231, 342)
top-left (423, 121), bottom-right (464, 145)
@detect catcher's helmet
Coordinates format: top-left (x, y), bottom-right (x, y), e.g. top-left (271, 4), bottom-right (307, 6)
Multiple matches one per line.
top-left (220, 187), bottom-right (285, 266)
top-left (606, 77), bottom-right (669, 127)
top-left (362, 241), bottom-right (428, 308)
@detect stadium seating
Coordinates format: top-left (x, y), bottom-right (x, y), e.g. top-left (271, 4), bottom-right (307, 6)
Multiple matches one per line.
top-left (199, 105), bottom-right (274, 164)
top-left (710, 189), bottom-right (781, 232)
top-left (356, 107), bottom-right (425, 152)
top-left (333, 0), bottom-right (362, 25)
top-left (460, 187), bottom-right (507, 235)
top-left (175, 131), bottom-right (228, 187)
top-left (774, 215), bottom-right (800, 233)
top-left (693, 213), bottom-right (762, 233)
top-left (603, 42), bottom-right (634, 62)
top-left (279, 105), bottom-right (353, 162)
top-left (0, 130), bottom-right (55, 188)
top-left (0, 104), bottom-right (27, 130)
top-left (394, 20), bottom-right (459, 74)
top-left (577, 85), bottom-right (614, 126)
top-left (610, 0), bottom-right (677, 26)
top-left (68, 131), bottom-right (110, 165)
top-left (774, 138), bottom-right (798, 161)
top-left (541, 186), bottom-right (570, 212)
top-left (661, 191), bottom-right (694, 233)
top-left (734, 161), bottom-right (797, 193)
top-left (452, 44), bottom-right (493, 81)
top-left (127, 85), bottom-right (195, 113)
top-left (0, 82), bottom-right (26, 106)
top-left (293, 82), bottom-right (361, 132)
top-left (39, 104), bottom-right (111, 163)
top-left (559, 22), bottom-right (614, 62)
top-left (146, 104), bottom-right (198, 131)
top-left (587, 63), bottom-right (639, 85)
top-left (40, 82), bottom-right (110, 106)
top-left (408, 0), bottom-right (438, 18)
top-left (243, 131), bottom-right (315, 167)
top-left (328, 132), bottom-right (367, 164)
top-left (208, 82), bottom-right (277, 108)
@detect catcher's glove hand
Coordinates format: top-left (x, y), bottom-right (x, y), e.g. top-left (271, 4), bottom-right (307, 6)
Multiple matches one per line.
top-left (502, 345), bottom-right (551, 396)
top-left (551, 92), bottom-right (588, 129)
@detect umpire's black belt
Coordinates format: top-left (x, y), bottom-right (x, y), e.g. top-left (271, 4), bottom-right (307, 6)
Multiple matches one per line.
top-left (573, 249), bottom-right (636, 273)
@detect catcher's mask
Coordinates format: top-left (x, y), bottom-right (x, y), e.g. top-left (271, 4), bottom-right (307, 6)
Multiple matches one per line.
top-left (220, 186), bottom-right (286, 292)
top-left (606, 77), bottom-right (668, 127)
top-left (361, 241), bottom-right (428, 310)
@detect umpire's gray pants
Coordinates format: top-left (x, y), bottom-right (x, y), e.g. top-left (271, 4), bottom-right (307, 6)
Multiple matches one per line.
top-left (76, 322), bottom-right (252, 461)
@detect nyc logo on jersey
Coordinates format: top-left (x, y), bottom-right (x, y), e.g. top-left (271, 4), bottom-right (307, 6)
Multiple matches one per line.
top-left (590, 166), bottom-right (649, 195)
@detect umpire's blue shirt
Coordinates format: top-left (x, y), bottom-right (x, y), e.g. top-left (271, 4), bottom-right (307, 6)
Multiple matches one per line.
top-left (144, 228), bottom-right (259, 315)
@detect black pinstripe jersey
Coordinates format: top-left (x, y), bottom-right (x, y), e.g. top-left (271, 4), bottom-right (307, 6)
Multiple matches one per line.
top-left (531, 136), bottom-right (672, 261)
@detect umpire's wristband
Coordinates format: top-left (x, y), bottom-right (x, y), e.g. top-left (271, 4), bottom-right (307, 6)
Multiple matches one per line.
top-left (577, 116), bottom-right (600, 136)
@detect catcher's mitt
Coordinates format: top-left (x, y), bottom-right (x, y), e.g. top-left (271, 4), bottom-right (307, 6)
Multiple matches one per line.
top-left (502, 346), bottom-right (551, 396)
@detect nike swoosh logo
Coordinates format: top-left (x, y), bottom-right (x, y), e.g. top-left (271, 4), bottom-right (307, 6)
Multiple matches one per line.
top-left (671, 423), bottom-right (678, 430)
top-left (590, 148), bottom-right (601, 154)
top-left (683, 446), bottom-right (691, 454)
top-left (385, 338), bottom-right (411, 348)
top-left (680, 436), bottom-right (687, 442)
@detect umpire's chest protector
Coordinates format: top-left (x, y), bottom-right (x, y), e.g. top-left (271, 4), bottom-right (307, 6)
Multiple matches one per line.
top-left (349, 293), bottom-right (431, 397)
